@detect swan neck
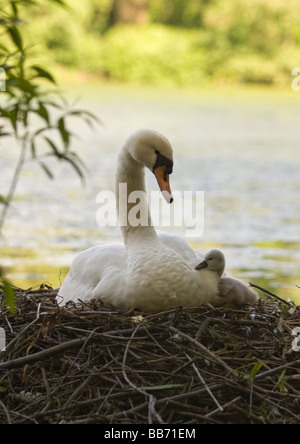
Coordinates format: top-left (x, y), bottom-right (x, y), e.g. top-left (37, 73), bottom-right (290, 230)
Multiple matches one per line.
top-left (217, 269), bottom-right (224, 278)
top-left (115, 144), bottom-right (157, 246)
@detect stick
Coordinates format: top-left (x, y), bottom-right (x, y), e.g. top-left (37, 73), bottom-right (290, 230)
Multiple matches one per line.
top-left (169, 326), bottom-right (237, 377)
top-left (122, 325), bottom-right (163, 425)
top-left (249, 283), bottom-right (292, 306)
top-left (255, 359), bottom-right (300, 380)
top-left (0, 138), bottom-right (27, 235)
top-left (205, 396), bottom-right (242, 418)
top-left (185, 353), bottom-right (224, 412)
top-left (0, 338), bottom-right (87, 370)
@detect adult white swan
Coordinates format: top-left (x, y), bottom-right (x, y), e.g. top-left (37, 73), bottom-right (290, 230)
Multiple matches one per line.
top-left (57, 130), bottom-right (221, 311)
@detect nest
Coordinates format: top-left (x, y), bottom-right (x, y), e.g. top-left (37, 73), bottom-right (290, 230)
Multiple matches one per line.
top-left (0, 288), bottom-right (299, 424)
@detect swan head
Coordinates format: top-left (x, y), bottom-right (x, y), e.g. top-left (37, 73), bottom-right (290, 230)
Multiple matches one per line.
top-left (195, 249), bottom-right (226, 278)
top-left (126, 129), bottom-right (174, 203)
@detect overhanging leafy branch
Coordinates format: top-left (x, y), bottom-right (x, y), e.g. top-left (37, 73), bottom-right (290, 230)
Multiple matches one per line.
top-left (0, 0), bottom-right (99, 312)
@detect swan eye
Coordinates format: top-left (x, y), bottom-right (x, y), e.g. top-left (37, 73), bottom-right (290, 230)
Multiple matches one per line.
top-left (153, 151), bottom-right (173, 175)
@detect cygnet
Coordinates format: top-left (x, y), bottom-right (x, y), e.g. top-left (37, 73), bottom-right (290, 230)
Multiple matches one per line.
top-left (195, 249), bottom-right (258, 307)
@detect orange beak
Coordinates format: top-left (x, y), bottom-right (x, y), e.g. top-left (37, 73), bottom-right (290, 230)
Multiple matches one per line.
top-left (154, 165), bottom-right (173, 204)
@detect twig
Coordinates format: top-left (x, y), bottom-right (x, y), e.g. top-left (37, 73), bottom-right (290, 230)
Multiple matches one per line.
top-left (205, 396), bottom-right (242, 418)
top-left (122, 324), bottom-right (164, 424)
top-left (0, 317), bottom-right (41, 359)
top-left (0, 401), bottom-right (12, 424)
top-left (0, 137), bottom-right (27, 236)
top-left (169, 325), bottom-right (238, 377)
top-left (195, 317), bottom-right (211, 341)
top-left (1, 291), bottom-right (299, 424)
top-left (249, 282), bottom-right (292, 306)
top-left (0, 338), bottom-right (88, 369)
top-left (58, 375), bottom-right (94, 421)
top-left (185, 353), bottom-right (223, 412)
top-left (255, 359), bottom-right (300, 380)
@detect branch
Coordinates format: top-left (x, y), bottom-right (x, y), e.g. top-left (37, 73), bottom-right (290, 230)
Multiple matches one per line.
top-left (0, 338), bottom-right (87, 370)
top-left (0, 137), bottom-right (27, 236)
top-left (249, 282), bottom-right (292, 306)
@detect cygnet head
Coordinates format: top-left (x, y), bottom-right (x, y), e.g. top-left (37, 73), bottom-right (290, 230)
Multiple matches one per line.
top-left (126, 129), bottom-right (174, 203)
top-left (195, 249), bottom-right (226, 278)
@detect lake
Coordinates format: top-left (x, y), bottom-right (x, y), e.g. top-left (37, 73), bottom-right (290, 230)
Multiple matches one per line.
top-left (1, 84), bottom-right (299, 305)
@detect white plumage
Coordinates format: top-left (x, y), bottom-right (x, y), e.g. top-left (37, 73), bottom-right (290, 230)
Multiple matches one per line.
top-left (58, 129), bottom-right (223, 311)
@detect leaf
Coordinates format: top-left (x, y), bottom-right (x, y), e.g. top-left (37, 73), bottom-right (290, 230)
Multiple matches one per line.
top-left (0, 195), bottom-right (7, 205)
top-left (15, 78), bottom-right (36, 95)
top-left (35, 102), bottom-right (50, 124)
top-left (68, 109), bottom-right (100, 127)
top-left (0, 44), bottom-right (9, 54)
top-left (7, 72), bottom-right (37, 96)
top-left (0, 125), bottom-right (11, 137)
top-left (38, 160), bottom-right (54, 179)
top-left (53, 0), bottom-right (66, 5)
top-left (3, 281), bottom-right (16, 315)
top-left (7, 26), bottom-right (23, 51)
top-left (277, 317), bottom-right (284, 333)
top-left (278, 370), bottom-right (288, 394)
top-left (31, 66), bottom-right (56, 85)
top-left (43, 138), bottom-right (85, 181)
top-left (58, 117), bottom-right (70, 149)
top-left (0, 105), bottom-right (19, 132)
top-left (30, 139), bottom-right (36, 158)
top-left (250, 362), bottom-right (263, 382)
top-left (42, 100), bottom-right (64, 111)
top-left (44, 136), bottom-right (62, 157)
top-left (59, 153), bottom-right (85, 182)
top-left (33, 127), bottom-right (49, 138)
top-left (67, 151), bottom-right (87, 172)
top-left (280, 303), bottom-right (296, 316)
top-left (11, 1), bottom-right (19, 18)
top-left (0, 273), bottom-right (16, 315)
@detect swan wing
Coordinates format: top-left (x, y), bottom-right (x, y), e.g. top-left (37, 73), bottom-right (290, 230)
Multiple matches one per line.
top-left (157, 231), bottom-right (203, 266)
top-left (57, 237), bottom-right (213, 310)
top-left (57, 244), bottom-right (127, 305)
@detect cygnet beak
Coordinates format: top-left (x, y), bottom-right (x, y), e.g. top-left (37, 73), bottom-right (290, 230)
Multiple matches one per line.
top-left (195, 261), bottom-right (208, 270)
top-left (154, 165), bottom-right (173, 204)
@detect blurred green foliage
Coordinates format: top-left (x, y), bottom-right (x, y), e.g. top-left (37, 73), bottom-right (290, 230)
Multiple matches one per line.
top-left (100, 26), bottom-right (208, 85)
top-left (16, 0), bottom-right (300, 87)
top-left (0, 0), bottom-right (98, 312)
top-left (17, 0), bottom-right (300, 86)
top-left (150, 0), bottom-right (210, 28)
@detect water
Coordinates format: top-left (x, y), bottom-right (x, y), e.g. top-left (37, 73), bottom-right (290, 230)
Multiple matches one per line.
top-left (1, 85), bottom-right (299, 304)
